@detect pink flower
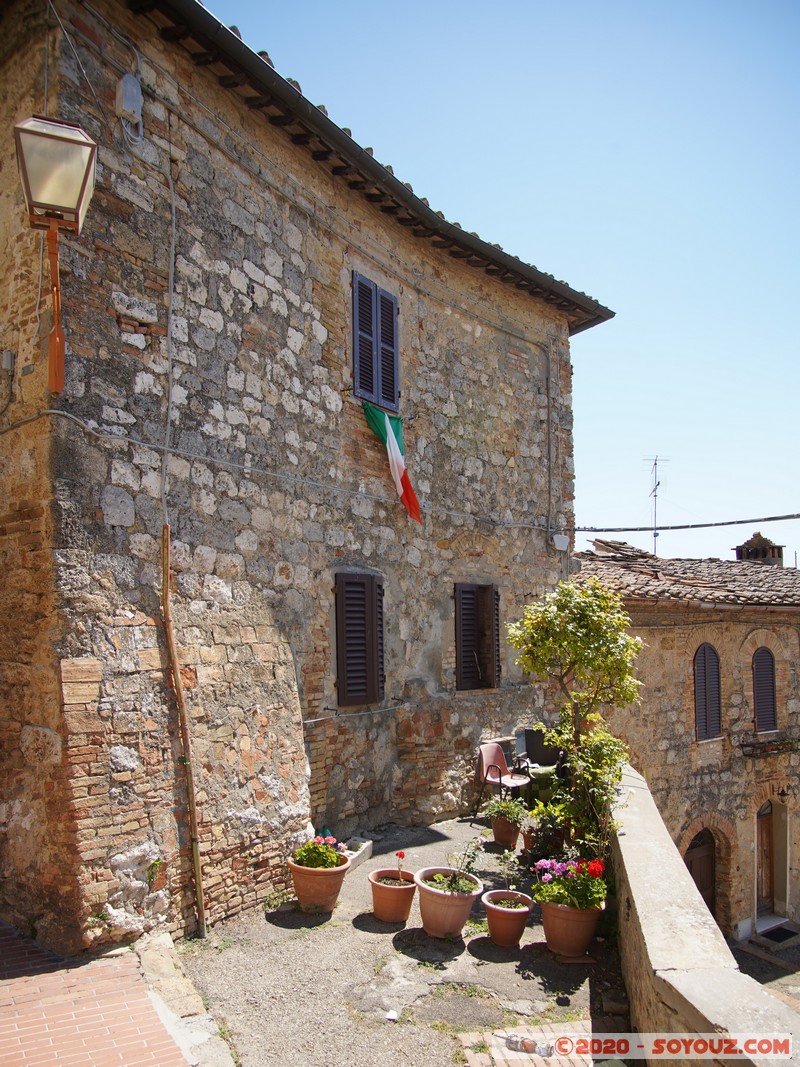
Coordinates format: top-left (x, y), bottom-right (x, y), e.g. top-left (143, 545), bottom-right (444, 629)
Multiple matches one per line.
top-left (541, 873), bottom-right (553, 883)
top-left (314, 836), bottom-right (324, 844)
top-left (324, 836), bottom-right (336, 845)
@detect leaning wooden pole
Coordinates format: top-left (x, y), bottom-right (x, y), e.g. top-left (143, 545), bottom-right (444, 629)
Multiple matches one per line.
top-left (161, 523), bottom-right (207, 937)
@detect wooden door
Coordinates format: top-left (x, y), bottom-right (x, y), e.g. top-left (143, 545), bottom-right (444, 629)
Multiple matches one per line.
top-left (685, 829), bottom-right (715, 916)
top-left (757, 802), bottom-right (774, 914)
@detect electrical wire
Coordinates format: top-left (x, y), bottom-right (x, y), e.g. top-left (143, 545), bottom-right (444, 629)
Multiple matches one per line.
top-left (577, 515), bottom-right (800, 535)
top-left (47, 0), bottom-right (113, 134)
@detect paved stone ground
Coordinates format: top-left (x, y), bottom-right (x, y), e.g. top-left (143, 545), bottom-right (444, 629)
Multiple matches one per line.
top-left (181, 818), bottom-right (630, 1067)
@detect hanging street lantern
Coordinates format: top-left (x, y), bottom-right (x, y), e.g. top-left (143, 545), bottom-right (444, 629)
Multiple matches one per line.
top-left (14, 116), bottom-right (97, 393)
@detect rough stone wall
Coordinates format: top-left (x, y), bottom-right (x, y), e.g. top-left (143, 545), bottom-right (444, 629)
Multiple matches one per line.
top-left (605, 602), bottom-right (800, 936)
top-left (0, 7), bottom-right (93, 951)
top-left (1, 0), bottom-right (575, 949)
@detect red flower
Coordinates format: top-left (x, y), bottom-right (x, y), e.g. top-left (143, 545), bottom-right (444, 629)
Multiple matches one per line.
top-left (587, 859), bottom-right (605, 878)
top-left (396, 851), bottom-right (405, 859)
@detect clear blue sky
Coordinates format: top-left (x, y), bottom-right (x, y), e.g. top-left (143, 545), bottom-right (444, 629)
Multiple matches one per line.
top-left (216, 0), bottom-right (800, 565)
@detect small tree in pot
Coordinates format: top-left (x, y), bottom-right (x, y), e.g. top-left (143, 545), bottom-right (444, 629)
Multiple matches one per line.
top-left (507, 578), bottom-right (640, 862)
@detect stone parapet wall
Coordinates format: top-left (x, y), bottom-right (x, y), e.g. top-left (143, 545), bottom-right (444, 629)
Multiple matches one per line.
top-left (613, 766), bottom-right (800, 1065)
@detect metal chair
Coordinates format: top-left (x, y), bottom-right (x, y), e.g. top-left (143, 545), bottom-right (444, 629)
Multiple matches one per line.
top-left (516, 729), bottom-right (566, 803)
top-left (472, 741), bottom-right (530, 817)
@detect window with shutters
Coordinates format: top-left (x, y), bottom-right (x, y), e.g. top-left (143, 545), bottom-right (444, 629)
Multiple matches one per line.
top-left (352, 271), bottom-right (399, 412)
top-left (335, 572), bottom-right (385, 706)
top-left (694, 643), bottom-right (721, 740)
top-left (753, 647), bottom-right (777, 732)
top-left (455, 583), bottom-right (501, 691)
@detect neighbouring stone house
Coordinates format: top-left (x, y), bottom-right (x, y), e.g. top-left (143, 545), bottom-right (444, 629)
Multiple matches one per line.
top-left (0, 0), bottom-right (614, 952)
top-left (576, 539), bottom-right (800, 939)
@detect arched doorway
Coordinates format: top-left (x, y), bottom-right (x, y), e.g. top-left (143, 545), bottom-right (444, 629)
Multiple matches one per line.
top-left (757, 801), bottom-right (774, 916)
top-left (685, 829), bottom-right (715, 916)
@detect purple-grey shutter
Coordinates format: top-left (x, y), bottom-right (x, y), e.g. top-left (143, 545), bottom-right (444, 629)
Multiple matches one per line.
top-left (377, 288), bottom-right (399, 412)
top-left (353, 272), bottom-right (376, 402)
top-left (352, 272), bottom-right (399, 411)
top-left (694, 643), bottom-right (721, 740)
top-left (753, 647), bottom-right (776, 731)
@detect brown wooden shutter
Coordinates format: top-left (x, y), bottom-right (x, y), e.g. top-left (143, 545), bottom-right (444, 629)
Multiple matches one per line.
top-left (335, 572), bottom-right (383, 706)
top-left (455, 583), bottom-right (500, 690)
top-left (455, 584), bottom-right (480, 690)
top-left (694, 643), bottom-right (721, 740)
top-left (753, 647), bottom-right (776, 732)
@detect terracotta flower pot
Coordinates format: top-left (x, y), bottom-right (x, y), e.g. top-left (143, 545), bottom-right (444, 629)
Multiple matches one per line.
top-left (413, 866), bottom-right (483, 939)
top-left (540, 900), bottom-right (604, 959)
top-left (368, 869), bottom-right (417, 923)
top-left (482, 890), bottom-right (532, 948)
top-left (491, 817), bottom-right (520, 849)
top-left (287, 855), bottom-right (350, 913)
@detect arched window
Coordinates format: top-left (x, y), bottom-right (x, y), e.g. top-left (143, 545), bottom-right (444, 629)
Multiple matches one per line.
top-left (694, 643), bottom-right (721, 740)
top-left (753, 647), bottom-right (777, 732)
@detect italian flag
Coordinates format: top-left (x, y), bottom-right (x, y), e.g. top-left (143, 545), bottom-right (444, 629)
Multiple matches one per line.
top-left (362, 401), bottom-right (422, 524)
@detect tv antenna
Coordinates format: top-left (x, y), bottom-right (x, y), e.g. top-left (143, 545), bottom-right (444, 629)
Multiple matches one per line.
top-left (644, 456), bottom-right (669, 553)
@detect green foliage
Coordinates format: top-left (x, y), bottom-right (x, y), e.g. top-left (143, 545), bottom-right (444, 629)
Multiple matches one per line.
top-left (483, 796), bottom-right (529, 828)
top-left (507, 579), bottom-right (640, 861)
top-left (293, 836), bottom-right (347, 868)
top-left (496, 849), bottom-right (522, 891)
top-left (546, 707), bottom-right (629, 858)
top-left (425, 836), bottom-right (485, 894)
top-left (507, 578), bottom-right (642, 717)
top-left (145, 858), bottom-right (164, 889)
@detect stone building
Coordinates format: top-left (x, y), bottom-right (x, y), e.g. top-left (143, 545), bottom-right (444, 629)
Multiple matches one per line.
top-left (576, 539), bottom-right (800, 939)
top-left (0, 0), bottom-right (613, 952)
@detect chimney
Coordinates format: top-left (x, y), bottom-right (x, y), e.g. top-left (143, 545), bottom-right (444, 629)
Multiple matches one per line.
top-left (734, 532), bottom-right (784, 567)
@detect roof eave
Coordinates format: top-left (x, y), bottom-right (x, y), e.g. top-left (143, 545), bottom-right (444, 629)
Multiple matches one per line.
top-left (126, 0), bottom-right (615, 335)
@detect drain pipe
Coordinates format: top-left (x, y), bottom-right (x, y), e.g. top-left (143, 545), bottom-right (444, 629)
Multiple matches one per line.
top-left (161, 523), bottom-right (207, 938)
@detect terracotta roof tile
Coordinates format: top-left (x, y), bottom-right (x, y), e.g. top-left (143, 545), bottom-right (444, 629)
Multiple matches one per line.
top-left (574, 541), bottom-right (800, 608)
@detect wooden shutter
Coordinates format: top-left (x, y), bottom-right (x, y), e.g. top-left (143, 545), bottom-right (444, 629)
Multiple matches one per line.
top-left (353, 273), bottom-right (376, 401)
top-left (455, 583), bottom-right (500, 690)
top-left (375, 578), bottom-right (385, 701)
top-left (377, 289), bottom-right (399, 412)
top-left (753, 647), bottom-right (776, 732)
top-left (694, 643), bottom-right (721, 740)
top-left (352, 272), bottom-right (399, 411)
top-left (455, 584), bottom-right (480, 690)
top-left (335, 573), bottom-right (383, 706)
top-left (477, 584), bottom-right (500, 688)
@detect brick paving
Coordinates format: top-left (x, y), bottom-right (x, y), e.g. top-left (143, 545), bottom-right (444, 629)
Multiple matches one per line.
top-left (459, 1020), bottom-right (594, 1066)
top-left (0, 921), bottom-right (187, 1067)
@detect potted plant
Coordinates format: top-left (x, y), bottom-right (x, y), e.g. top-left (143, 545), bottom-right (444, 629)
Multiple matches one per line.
top-left (521, 799), bottom-right (568, 858)
top-left (531, 856), bottom-right (607, 959)
top-left (287, 835), bottom-right (350, 913)
top-left (482, 796), bottom-right (529, 849)
top-left (414, 837), bottom-right (485, 939)
top-left (368, 850), bottom-right (416, 923)
top-left (481, 849), bottom-right (532, 948)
